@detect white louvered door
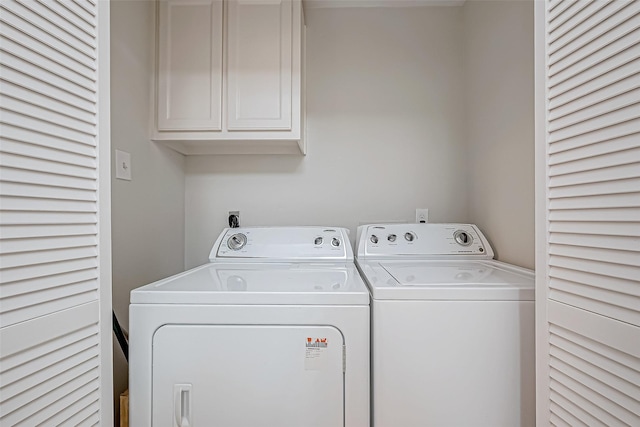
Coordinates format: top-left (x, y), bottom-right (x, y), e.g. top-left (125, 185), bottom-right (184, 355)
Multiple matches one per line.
top-left (0, 0), bottom-right (112, 425)
top-left (535, 0), bottom-right (640, 425)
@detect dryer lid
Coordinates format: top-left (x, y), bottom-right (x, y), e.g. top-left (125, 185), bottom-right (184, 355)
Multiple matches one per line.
top-left (130, 262), bottom-right (370, 305)
top-left (358, 259), bottom-right (534, 301)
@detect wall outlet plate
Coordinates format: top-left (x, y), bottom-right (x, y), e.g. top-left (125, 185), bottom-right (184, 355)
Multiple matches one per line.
top-left (416, 209), bottom-right (429, 223)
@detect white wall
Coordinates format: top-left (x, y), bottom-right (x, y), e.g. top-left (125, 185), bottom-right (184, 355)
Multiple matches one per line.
top-left (463, 0), bottom-right (535, 269)
top-left (110, 0), bottom-right (185, 420)
top-left (185, 6), bottom-right (468, 268)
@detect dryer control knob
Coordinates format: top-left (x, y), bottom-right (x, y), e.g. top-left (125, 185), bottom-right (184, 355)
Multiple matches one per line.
top-left (370, 235), bottom-right (379, 244)
top-left (314, 237), bottom-right (323, 245)
top-left (388, 234), bottom-right (397, 242)
top-left (453, 230), bottom-right (473, 246)
top-left (227, 233), bottom-right (247, 250)
top-left (404, 232), bottom-right (415, 242)
top-left (331, 238), bottom-right (341, 247)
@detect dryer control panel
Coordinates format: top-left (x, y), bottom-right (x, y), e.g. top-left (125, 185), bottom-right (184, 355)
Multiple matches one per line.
top-left (356, 223), bottom-right (494, 259)
top-left (210, 227), bottom-right (353, 262)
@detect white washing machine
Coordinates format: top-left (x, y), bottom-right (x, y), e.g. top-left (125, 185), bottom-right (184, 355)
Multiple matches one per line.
top-left (129, 227), bottom-right (370, 427)
top-left (355, 223), bottom-right (535, 427)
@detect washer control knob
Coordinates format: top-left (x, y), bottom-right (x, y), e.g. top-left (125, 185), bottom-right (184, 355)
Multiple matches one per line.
top-left (314, 237), bottom-right (323, 245)
top-left (227, 233), bottom-right (247, 250)
top-left (404, 232), bottom-right (415, 242)
top-left (370, 235), bottom-right (379, 244)
top-left (388, 234), bottom-right (397, 242)
top-left (331, 238), bottom-right (341, 247)
top-left (453, 230), bottom-right (473, 246)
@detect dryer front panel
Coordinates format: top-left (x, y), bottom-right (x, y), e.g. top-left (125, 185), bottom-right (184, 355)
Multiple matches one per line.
top-left (152, 324), bottom-right (345, 427)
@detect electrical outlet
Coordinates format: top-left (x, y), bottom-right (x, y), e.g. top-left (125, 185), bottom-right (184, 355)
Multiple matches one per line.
top-left (228, 211), bottom-right (240, 228)
top-left (416, 209), bottom-right (429, 224)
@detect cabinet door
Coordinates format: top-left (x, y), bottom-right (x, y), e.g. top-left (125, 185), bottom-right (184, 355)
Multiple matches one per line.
top-left (227, 0), bottom-right (293, 130)
top-left (152, 324), bottom-right (345, 426)
top-left (157, 0), bottom-right (223, 130)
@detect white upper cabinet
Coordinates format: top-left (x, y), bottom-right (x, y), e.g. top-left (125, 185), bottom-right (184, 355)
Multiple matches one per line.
top-left (157, 0), bottom-right (223, 131)
top-left (153, 0), bottom-right (305, 155)
top-left (227, 0), bottom-right (292, 131)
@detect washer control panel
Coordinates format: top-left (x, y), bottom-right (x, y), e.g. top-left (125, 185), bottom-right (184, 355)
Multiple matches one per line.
top-left (212, 227), bottom-right (352, 261)
top-left (357, 223), bottom-right (493, 259)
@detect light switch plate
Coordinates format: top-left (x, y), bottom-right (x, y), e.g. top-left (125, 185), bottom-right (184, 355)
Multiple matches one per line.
top-left (115, 149), bottom-right (131, 181)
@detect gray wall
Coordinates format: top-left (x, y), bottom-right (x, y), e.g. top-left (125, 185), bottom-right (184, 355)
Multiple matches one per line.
top-left (463, 0), bottom-right (535, 269)
top-left (110, 0), bottom-right (185, 421)
top-left (185, 6), bottom-right (469, 268)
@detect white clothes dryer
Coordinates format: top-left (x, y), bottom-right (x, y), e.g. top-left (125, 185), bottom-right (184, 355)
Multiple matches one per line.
top-left (129, 227), bottom-right (370, 427)
top-left (355, 223), bottom-right (535, 427)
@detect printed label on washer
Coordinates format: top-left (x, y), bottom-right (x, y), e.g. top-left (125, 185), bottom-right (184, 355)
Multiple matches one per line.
top-left (305, 337), bottom-right (328, 370)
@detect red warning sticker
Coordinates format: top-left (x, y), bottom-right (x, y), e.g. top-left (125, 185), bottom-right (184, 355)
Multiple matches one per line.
top-left (305, 338), bottom-right (328, 370)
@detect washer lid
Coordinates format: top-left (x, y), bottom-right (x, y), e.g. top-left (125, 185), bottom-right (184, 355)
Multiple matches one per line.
top-left (130, 262), bottom-right (369, 305)
top-left (357, 260), bottom-right (534, 301)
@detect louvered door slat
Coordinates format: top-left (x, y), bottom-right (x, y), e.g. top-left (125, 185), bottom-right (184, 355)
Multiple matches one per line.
top-left (0, 36), bottom-right (95, 92)
top-left (550, 132), bottom-right (639, 163)
top-left (0, 51), bottom-right (96, 103)
top-left (550, 377), bottom-right (624, 426)
top-left (549, 70), bottom-right (640, 122)
top-left (549, 280), bottom-right (640, 325)
top-left (0, 234), bottom-right (98, 254)
top-left (1, 268), bottom-right (97, 300)
top-left (0, 283), bottom-right (98, 327)
top-left (1, 1), bottom-right (96, 60)
top-left (549, 117), bottom-right (640, 153)
top-left (549, 244), bottom-right (639, 266)
top-left (550, 268), bottom-right (639, 302)
top-left (32, 0), bottom-right (97, 40)
top-left (549, 398), bottom-right (592, 427)
top-left (0, 66), bottom-right (95, 116)
top-left (0, 223), bottom-right (97, 239)
top-left (75, 0), bottom-right (96, 16)
top-left (550, 220), bottom-right (640, 236)
top-left (549, 142), bottom-right (640, 177)
top-left (1, 152), bottom-right (96, 178)
top-left (549, 177), bottom-right (640, 197)
top-left (0, 81), bottom-right (95, 125)
top-left (548, 0), bottom-right (610, 47)
top-left (0, 211), bottom-right (97, 226)
top-left (0, 182), bottom-right (97, 201)
top-left (549, 192), bottom-right (640, 210)
top-left (1, 166), bottom-right (97, 191)
top-left (549, 256), bottom-right (637, 281)
top-left (1, 94), bottom-right (97, 135)
top-left (549, 1), bottom-right (640, 69)
top-left (549, 59), bottom-right (639, 111)
top-left (1, 110), bottom-right (96, 146)
top-left (0, 0), bottom-right (108, 422)
top-left (549, 232), bottom-right (640, 251)
top-left (1, 365), bottom-right (99, 425)
top-left (549, 162), bottom-right (640, 186)
top-left (548, 44), bottom-right (640, 102)
top-left (29, 387), bottom-right (99, 427)
top-left (549, 87), bottom-right (640, 132)
top-left (549, 0), bottom-right (585, 25)
top-left (2, 138), bottom-right (97, 167)
top-left (43, 394), bottom-right (100, 427)
top-left (551, 326), bottom-right (640, 383)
